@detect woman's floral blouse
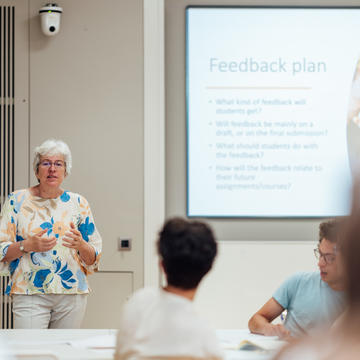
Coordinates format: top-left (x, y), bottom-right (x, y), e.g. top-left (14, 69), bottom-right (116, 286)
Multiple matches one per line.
top-left (0, 189), bottom-right (102, 295)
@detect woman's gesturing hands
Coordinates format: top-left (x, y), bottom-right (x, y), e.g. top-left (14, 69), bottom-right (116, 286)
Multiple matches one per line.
top-left (24, 223), bottom-right (84, 253)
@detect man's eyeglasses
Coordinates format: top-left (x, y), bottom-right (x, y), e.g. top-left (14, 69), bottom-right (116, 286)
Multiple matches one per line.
top-left (39, 160), bottom-right (65, 169)
top-left (313, 248), bottom-right (336, 265)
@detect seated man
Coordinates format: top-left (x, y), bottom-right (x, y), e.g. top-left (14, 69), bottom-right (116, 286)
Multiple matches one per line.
top-left (248, 219), bottom-right (346, 339)
top-left (114, 217), bottom-right (223, 360)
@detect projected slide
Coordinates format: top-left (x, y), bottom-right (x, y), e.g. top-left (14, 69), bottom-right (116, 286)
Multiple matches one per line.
top-left (186, 7), bottom-right (358, 217)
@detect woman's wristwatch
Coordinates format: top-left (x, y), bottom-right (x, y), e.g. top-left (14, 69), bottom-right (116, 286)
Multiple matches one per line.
top-left (19, 241), bottom-right (28, 253)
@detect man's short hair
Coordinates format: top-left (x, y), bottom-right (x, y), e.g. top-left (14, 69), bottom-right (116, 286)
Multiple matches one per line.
top-left (157, 217), bottom-right (217, 290)
top-left (319, 219), bottom-right (342, 245)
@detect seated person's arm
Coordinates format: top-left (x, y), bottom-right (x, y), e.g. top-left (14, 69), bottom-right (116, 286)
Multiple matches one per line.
top-left (248, 297), bottom-right (290, 339)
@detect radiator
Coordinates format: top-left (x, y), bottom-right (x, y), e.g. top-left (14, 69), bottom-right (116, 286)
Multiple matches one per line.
top-left (0, 5), bottom-right (15, 329)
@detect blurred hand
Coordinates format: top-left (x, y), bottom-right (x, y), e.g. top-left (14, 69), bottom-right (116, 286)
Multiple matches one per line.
top-left (264, 324), bottom-right (291, 340)
top-left (26, 228), bottom-right (57, 252)
top-left (62, 222), bottom-right (86, 251)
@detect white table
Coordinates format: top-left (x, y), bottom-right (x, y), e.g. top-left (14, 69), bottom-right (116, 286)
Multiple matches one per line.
top-left (0, 329), bottom-right (285, 360)
top-left (0, 329), bottom-right (116, 359)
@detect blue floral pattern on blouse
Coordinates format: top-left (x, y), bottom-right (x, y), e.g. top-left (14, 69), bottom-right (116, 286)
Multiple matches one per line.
top-left (60, 191), bottom-right (70, 202)
top-left (78, 217), bottom-right (95, 242)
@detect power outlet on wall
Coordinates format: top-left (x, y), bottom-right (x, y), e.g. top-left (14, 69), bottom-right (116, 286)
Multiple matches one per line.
top-left (118, 238), bottom-right (132, 251)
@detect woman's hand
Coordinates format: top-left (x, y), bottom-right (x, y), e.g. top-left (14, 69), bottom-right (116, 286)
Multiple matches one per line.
top-left (62, 222), bottom-right (86, 251)
top-left (63, 222), bottom-right (96, 265)
top-left (26, 228), bottom-right (57, 252)
top-left (1, 228), bottom-right (56, 262)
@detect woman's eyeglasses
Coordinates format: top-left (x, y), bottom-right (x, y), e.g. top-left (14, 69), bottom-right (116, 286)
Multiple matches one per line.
top-left (39, 160), bottom-right (65, 169)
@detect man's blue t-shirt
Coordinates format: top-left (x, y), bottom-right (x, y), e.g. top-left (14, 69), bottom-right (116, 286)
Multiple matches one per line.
top-left (273, 272), bottom-right (345, 337)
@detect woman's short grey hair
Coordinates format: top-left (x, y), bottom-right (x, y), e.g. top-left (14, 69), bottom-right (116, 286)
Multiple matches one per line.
top-left (33, 139), bottom-right (72, 175)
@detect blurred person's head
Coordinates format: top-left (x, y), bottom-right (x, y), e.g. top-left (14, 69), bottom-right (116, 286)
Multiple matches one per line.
top-left (157, 217), bottom-right (217, 290)
top-left (315, 219), bottom-right (345, 290)
top-left (342, 183), bottom-right (360, 313)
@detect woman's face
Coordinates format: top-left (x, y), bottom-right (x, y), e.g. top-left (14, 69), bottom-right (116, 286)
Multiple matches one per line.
top-left (36, 154), bottom-right (66, 188)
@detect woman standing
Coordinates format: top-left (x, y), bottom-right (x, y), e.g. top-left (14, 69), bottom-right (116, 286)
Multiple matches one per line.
top-left (0, 139), bottom-right (102, 328)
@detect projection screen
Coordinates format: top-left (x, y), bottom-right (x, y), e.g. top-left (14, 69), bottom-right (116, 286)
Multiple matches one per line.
top-left (186, 7), bottom-right (359, 217)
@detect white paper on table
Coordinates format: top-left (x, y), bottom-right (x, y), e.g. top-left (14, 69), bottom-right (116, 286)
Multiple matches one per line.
top-left (67, 334), bottom-right (116, 349)
top-left (216, 329), bottom-right (285, 351)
